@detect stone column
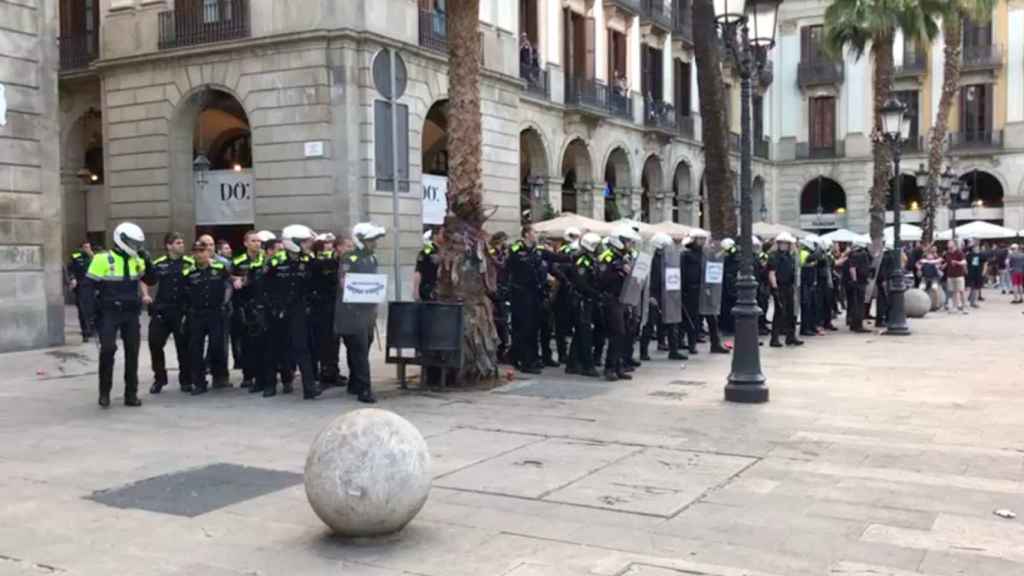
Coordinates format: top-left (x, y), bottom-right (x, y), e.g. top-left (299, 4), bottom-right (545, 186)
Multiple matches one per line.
top-left (544, 178), bottom-right (563, 217)
top-left (591, 183), bottom-right (607, 222)
top-left (575, 183), bottom-right (594, 217)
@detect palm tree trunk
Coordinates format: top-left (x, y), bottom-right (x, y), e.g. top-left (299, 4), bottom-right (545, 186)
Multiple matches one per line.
top-left (922, 15), bottom-right (963, 243)
top-left (692, 0), bottom-right (737, 238)
top-left (869, 31), bottom-right (895, 252)
top-left (439, 0), bottom-right (499, 383)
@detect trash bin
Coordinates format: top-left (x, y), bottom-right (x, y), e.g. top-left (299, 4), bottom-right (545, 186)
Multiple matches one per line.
top-left (419, 303), bottom-right (463, 353)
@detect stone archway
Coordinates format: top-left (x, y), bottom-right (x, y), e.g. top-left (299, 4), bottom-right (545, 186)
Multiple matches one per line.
top-left (603, 146), bottom-right (632, 221)
top-left (520, 127), bottom-right (549, 223)
top-left (61, 108), bottom-right (106, 251)
top-left (800, 176), bottom-right (847, 231)
top-left (671, 161), bottom-right (693, 224)
top-left (170, 87), bottom-right (253, 246)
top-left (640, 155), bottom-right (664, 223)
top-left (561, 138), bottom-right (592, 216)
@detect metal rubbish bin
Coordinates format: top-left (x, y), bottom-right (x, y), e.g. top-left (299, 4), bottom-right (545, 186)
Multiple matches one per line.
top-left (418, 303), bottom-right (463, 353)
top-left (384, 301), bottom-right (464, 387)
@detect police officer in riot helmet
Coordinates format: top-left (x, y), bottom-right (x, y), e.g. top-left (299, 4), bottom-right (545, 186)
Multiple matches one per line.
top-left (565, 232), bottom-right (603, 377)
top-left (337, 223), bottom-right (387, 403)
top-left (768, 232), bottom-right (803, 347)
top-left (81, 222), bottom-right (155, 408)
top-left (597, 226), bottom-right (634, 381)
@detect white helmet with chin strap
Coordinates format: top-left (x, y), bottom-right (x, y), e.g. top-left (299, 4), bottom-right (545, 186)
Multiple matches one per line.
top-left (422, 229), bottom-right (433, 246)
top-left (281, 224), bottom-right (315, 253)
top-left (651, 233), bottom-right (673, 250)
top-left (352, 222), bottom-right (387, 250)
top-left (256, 230), bottom-right (276, 243)
top-left (800, 235), bottom-right (819, 250)
top-left (720, 238), bottom-right (736, 251)
top-left (580, 232), bottom-right (602, 253)
top-left (113, 222), bottom-right (146, 258)
top-left (563, 227), bottom-right (582, 243)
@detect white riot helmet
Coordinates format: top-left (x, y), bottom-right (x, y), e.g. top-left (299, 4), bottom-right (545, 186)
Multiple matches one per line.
top-left (281, 224), bottom-right (315, 253)
top-left (352, 222), bottom-right (387, 250)
top-left (606, 234), bottom-right (624, 251)
top-left (720, 238), bottom-right (736, 251)
top-left (611, 225), bottom-right (637, 249)
top-left (651, 233), bottom-right (673, 250)
top-left (423, 229), bottom-right (433, 245)
top-left (775, 231), bottom-right (796, 245)
top-left (801, 235), bottom-right (819, 250)
top-left (820, 237), bottom-right (834, 250)
top-left (113, 222), bottom-right (146, 257)
top-left (563, 227), bottom-right (582, 243)
top-left (580, 232), bottom-right (602, 253)
top-left (752, 235), bottom-right (763, 248)
top-left (316, 232), bottom-right (336, 244)
top-left (256, 230), bottom-right (277, 243)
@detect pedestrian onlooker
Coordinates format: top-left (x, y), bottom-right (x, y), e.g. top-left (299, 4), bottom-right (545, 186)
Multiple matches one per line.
top-left (917, 245), bottom-right (944, 309)
top-left (1009, 244), bottom-right (1024, 304)
top-left (943, 240), bottom-right (967, 314)
top-left (966, 241), bottom-right (986, 308)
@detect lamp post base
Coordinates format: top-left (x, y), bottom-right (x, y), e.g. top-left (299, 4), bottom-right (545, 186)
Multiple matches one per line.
top-left (884, 275), bottom-right (911, 336)
top-left (724, 381), bottom-right (770, 403)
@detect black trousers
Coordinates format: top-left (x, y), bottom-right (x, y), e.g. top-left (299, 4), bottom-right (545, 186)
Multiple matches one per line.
top-left (554, 292), bottom-right (575, 362)
top-left (511, 293), bottom-right (540, 369)
top-left (149, 309), bottom-right (189, 387)
top-left (720, 291), bottom-right (737, 333)
top-left (592, 302), bottom-right (606, 365)
top-left (846, 284), bottom-right (865, 330)
top-left (342, 328), bottom-right (373, 396)
top-left (74, 288), bottom-right (92, 338)
top-left (267, 307), bottom-right (316, 394)
top-left (567, 299), bottom-right (595, 371)
top-left (492, 298), bottom-right (510, 361)
top-left (312, 298), bottom-right (340, 380)
top-left (603, 302), bottom-right (626, 374)
top-left (539, 304), bottom-right (555, 362)
top-left (756, 289), bottom-right (771, 331)
top-left (189, 310), bottom-right (227, 387)
top-left (799, 284), bottom-right (817, 334)
top-left (98, 308), bottom-right (141, 398)
top-left (771, 286), bottom-right (797, 342)
top-left (229, 308), bottom-right (244, 369)
top-left (640, 304), bottom-right (662, 356)
top-left (683, 291), bottom-right (701, 352)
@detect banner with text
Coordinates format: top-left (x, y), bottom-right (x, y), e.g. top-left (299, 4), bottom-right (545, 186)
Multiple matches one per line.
top-left (422, 174), bottom-right (448, 226)
top-left (195, 170), bottom-right (255, 226)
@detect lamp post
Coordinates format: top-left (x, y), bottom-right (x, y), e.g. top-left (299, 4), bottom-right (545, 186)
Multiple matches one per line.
top-left (716, 0), bottom-right (781, 404)
top-left (880, 97), bottom-right (912, 335)
top-left (193, 154), bottom-right (211, 188)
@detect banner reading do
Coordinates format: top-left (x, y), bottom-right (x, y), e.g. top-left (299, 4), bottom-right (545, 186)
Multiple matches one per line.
top-left (195, 170), bottom-right (255, 225)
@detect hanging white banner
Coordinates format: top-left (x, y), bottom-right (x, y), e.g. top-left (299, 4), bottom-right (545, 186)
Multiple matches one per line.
top-left (422, 174), bottom-right (448, 226)
top-left (195, 170), bottom-right (255, 226)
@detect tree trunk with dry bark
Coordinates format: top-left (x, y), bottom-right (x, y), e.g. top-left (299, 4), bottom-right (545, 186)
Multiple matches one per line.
top-left (869, 31), bottom-right (894, 252)
top-left (437, 0), bottom-right (499, 383)
top-left (692, 0), bottom-right (737, 238)
top-left (922, 15), bottom-right (963, 243)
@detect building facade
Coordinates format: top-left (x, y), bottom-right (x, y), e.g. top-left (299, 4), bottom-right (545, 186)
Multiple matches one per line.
top-left (1, 0), bottom-right (64, 352)
top-left (48, 0), bottom-right (1024, 332)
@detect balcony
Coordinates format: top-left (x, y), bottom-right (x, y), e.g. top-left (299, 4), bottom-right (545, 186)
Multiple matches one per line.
top-left (604, 0), bottom-right (641, 16)
top-left (643, 97), bottom-right (676, 134)
top-left (677, 114), bottom-right (695, 139)
top-left (59, 31), bottom-right (99, 71)
top-left (640, 0), bottom-right (673, 33)
top-left (565, 77), bottom-right (633, 121)
top-left (672, 5), bottom-right (693, 45)
top-left (158, 0), bottom-right (250, 50)
top-left (797, 59), bottom-right (844, 88)
top-left (521, 64), bottom-right (549, 99)
top-left (418, 9), bottom-right (448, 53)
top-left (894, 51), bottom-right (927, 78)
top-left (796, 140), bottom-right (846, 159)
top-left (961, 44), bottom-right (1003, 70)
top-left (947, 130), bottom-right (1003, 151)
top-left (754, 137), bottom-right (770, 159)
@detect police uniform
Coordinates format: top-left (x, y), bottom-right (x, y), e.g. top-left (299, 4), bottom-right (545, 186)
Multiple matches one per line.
top-left (640, 249), bottom-right (664, 361)
top-left (336, 249), bottom-right (378, 401)
top-left (597, 246), bottom-right (630, 380)
top-left (145, 253), bottom-right (194, 393)
top-left (487, 245), bottom-right (512, 363)
top-left (681, 243), bottom-right (705, 354)
top-left (415, 241), bottom-right (440, 302)
top-left (232, 251), bottom-right (268, 389)
top-left (565, 250), bottom-right (601, 376)
top-left (799, 247), bottom-right (819, 336)
top-left (768, 249), bottom-right (800, 346)
top-left (844, 247), bottom-right (871, 332)
top-left (816, 250), bottom-right (837, 330)
top-left (82, 250), bottom-right (154, 406)
top-left (507, 239), bottom-right (544, 372)
top-left (755, 250), bottom-right (771, 334)
top-left (67, 250), bottom-right (93, 340)
top-left (720, 245), bottom-right (739, 333)
top-left (310, 248), bottom-right (342, 384)
top-left (264, 251), bottom-right (320, 399)
top-left (553, 243), bottom-right (577, 364)
top-left (180, 259), bottom-right (231, 393)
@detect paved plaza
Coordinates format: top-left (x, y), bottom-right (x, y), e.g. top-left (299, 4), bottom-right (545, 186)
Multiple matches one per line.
top-left (1, 300), bottom-right (1023, 576)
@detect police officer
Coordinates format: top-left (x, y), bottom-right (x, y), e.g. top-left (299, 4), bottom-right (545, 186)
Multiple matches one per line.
top-left (336, 223), bottom-right (386, 404)
top-left (310, 233), bottom-right (342, 385)
top-left (143, 232), bottom-right (193, 394)
top-left (181, 241), bottom-right (232, 395)
top-left (719, 238), bottom-right (739, 334)
top-left (798, 235), bottom-right (821, 337)
top-left (487, 231), bottom-right (512, 364)
top-left (231, 230), bottom-right (267, 390)
top-left (565, 232), bottom-right (602, 377)
top-left (817, 237), bottom-right (838, 332)
top-left (264, 224), bottom-right (320, 400)
top-left (81, 222), bottom-right (154, 408)
top-left (598, 227), bottom-right (632, 381)
top-left (414, 229), bottom-right (440, 302)
top-left (842, 238), bottom-right (871, 333)
top-left (642, 233), bottom-right (687, 361)
top-left (553, 227), bottom-right (581, 365)
top-left (754, 236), bottom-right (772, 335)
top-left (507, 225), bottom-right (546, 374)
top-left (768, 232), bottom-right (803, 347)
top-left (682, 230), bottom-right (727, 354)
top-left (67, 241), bottom-right (95, 342)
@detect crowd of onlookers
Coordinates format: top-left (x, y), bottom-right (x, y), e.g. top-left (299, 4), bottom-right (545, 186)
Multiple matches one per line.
top-left (906, 239), bottom-right (1024, 312)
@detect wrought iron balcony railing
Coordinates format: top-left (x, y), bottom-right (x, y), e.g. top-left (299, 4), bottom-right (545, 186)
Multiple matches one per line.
top-left (797, 59), bottom-right (844, 88)
top-left (947, 130), bottom-right (1002, 150)
top-left (604, 0), bottom-right (641, 15)
top-left (418, 9), bottom-right (448, 53)
top-left (521, 64), bottom-right (549, 99)
top-left (961, 44), bottom-right (1003, 69)
top-left (158, 0), bottom-right (250, 50)
top-left (566, 76), bottom-right (633, 121)
top-left (59, 32), bottom-right (99, 70)
top-left (643, 97), bottom-right (676, 132)
top-left (796, 140), bottom-right (846, 159)
top-left (640, 0), bottom-right (672, 32)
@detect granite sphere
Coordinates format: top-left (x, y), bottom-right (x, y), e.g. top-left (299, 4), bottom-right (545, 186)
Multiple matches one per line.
top-left (905, 288), bottom-right (931, 318)
top-left (304, 409), bottom-right (431, 537)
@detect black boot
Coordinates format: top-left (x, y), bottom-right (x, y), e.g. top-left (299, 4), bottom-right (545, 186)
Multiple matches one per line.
top-left (603, 371), bottom-right (618, 382)
top-left (150, 381), bottom-right (165, 394)
top-left (616, 371), bottom-right (633, 380)
top-left (357, 391), bottom-right (377, 404)
top-left (769, 339), bottom-right (783, 348)
top-left (98, 392), bottom-right (110, 408)
top-left (668, 351), bottom-right (688, 360)
top-left (191, 383), bottom-right (208, 396)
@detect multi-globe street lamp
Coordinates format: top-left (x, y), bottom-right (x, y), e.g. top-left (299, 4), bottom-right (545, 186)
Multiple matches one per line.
top-left (715, 0), bottom-right (782, 404)
top-left (879, 97), bottom-right (913, 336)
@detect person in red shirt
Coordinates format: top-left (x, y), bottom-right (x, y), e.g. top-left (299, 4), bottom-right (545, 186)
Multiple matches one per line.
top-left (943, 240), bottom-right (968, 314)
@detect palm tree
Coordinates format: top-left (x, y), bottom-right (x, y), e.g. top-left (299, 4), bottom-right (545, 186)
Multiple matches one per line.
top-left (692, 0), bottom-right (736, 238)
top-left (824, 0), bottom-right (940, 249)
top-left (438, 0), bottom-right (499, 382)
top-left (921, 0), bottom-right (995, 243)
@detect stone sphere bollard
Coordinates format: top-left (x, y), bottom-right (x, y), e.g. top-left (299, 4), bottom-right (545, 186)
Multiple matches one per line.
top-left (304, 409), bottom-right (431, 537)
top-left (904, 288), bottom-right (931, 318)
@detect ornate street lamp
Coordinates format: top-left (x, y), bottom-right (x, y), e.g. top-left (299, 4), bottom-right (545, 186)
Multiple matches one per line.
top-left (193, 154), bottom-right (211, 188)
top-left (716, 0), bottom-right (781, 404)
top-left (880, 97), bottom-right (911, 335)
